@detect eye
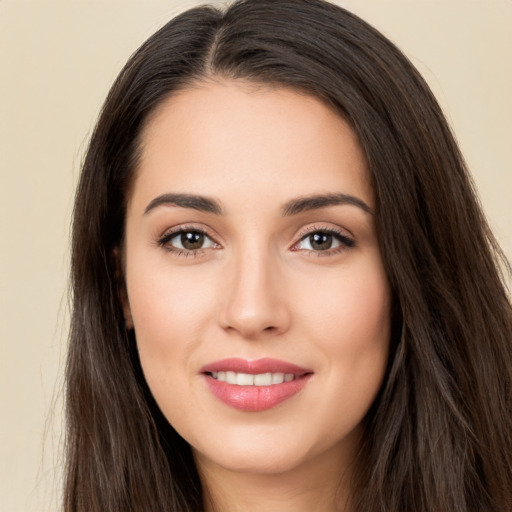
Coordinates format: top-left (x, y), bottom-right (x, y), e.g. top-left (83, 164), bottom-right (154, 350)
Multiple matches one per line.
top-left (158, 228), bottom-right (218, 253)
top-left (294, 229), bottom-right (355, 253)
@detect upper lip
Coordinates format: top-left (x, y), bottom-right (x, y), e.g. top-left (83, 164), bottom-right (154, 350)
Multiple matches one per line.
top-left (200, 358), bottom-right (312, 376)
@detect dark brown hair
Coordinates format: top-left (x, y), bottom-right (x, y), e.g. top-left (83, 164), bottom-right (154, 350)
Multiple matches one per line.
top-left (66, 1), bottom-right (512, 510)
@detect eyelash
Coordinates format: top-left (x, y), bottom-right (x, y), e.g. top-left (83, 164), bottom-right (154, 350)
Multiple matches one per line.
top-left (157, 225), bottom-right (219, 257)
top-left (292, 225), bottom-right (356, 257)
top-left (156, 224), bottom-right (356, 257)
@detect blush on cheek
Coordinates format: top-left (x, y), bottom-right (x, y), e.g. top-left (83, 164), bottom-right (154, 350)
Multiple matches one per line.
top-left (348, 263), bottom-right (391, 334)
top-left (321, 277), bottom-right (390, 343)
top-left (327, 272), bottom-right (391, 385)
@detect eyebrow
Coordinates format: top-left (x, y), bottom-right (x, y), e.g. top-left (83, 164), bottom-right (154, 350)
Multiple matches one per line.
top-left (282, 193), bottom-right (374, 216)
top-left (143, 192), bottom-right (373, 217)
top-left (144, 193), bottom-right (223, 215)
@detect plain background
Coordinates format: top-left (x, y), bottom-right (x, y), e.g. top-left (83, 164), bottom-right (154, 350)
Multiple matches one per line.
top-left (1, 1), bottom-right (510, 510)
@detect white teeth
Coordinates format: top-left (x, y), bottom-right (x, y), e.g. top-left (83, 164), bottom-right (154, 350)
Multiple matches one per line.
top-left (212, 371), bottom-right (297, 386)
top-left (271, 372), bottom-right (285, 384)
top-left (236, 373), bottom-right (254, 385)
top-left (254, 372), bottom-right (272, 386)
top-left (226, 371), bottom-right (237, 384)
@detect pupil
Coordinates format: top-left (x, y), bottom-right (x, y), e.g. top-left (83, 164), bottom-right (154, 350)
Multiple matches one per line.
top-left (310, 232), bottom-right (332, 250)
top-left (181, 231), bottom-right (204, 250)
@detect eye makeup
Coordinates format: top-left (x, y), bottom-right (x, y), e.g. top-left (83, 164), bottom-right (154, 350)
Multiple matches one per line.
top-left (156, 224), bottom-right (221, 257)
top-left (291, 224), bottom-right (356, 257)
top-left (155, 221), bottom-right (356, 259)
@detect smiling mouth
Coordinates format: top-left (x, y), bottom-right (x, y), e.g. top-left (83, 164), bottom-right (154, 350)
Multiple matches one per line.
top-left (201, 358), bottom-right (313, 411)
top-left (208, 371), bottom-right (303, 386)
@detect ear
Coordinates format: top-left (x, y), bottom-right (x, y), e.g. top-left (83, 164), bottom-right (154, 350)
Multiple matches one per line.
top-left (113, 247), bottom-right (134, 330)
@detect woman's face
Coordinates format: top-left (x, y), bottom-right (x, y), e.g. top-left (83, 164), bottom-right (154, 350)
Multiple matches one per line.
top-left (123, 80), bottom-right (390, 478)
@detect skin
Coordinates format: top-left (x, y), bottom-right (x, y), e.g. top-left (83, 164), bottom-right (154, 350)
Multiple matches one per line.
top-left (122, 79), bottom-right (391, 512)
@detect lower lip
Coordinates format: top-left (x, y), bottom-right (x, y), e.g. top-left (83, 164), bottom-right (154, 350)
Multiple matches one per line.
top-left (204, 374), bottom-right (311, 412)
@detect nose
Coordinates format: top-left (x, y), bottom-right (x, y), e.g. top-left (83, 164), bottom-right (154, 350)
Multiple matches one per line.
top-left (218, 248), bottom-right (291, 340)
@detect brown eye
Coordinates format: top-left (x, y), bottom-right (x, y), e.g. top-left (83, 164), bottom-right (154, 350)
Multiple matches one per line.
top-left (181, 231), bottom-right (205, 250)
top-left (295, 229), bottom-right (355, 253)
top-left (308, 232), bottom-right (333, 251)
top-left (159, 229), bottom-right (217, 253)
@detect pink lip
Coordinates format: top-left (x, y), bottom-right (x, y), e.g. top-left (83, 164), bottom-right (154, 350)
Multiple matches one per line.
top-left (200, 358), bottom-right (313, 412)
top-left (200, 357), bottom-right (311, 375)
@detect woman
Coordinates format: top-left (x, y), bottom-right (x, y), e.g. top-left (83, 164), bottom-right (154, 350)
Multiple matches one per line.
top-left (65, 1), bottom-right (512, 511)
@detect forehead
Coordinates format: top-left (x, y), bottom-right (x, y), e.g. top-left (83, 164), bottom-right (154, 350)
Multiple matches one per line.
top-left (130, 79), bottom-right (373, 212)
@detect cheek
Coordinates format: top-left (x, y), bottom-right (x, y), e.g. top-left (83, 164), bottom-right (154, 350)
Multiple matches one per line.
top-left (295, 255), bottom-right (391, 407)
top-left (336, 269), bottom-right (390, 410)
top-left (334, 274), bottom-right (390, 353)
top-left (296, 255), bottom-right (390, 343)
top-left (125, 257), bottom-right (216, 379)
top-left (336, 268), bottom-right (390, 371)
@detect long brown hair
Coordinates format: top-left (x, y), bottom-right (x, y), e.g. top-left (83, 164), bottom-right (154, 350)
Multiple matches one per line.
top-left (66, 1), bottom-right (512, 510)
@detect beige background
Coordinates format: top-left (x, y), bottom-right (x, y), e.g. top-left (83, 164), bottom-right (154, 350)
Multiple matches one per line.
top-left (1, 1), bottom-right (510, 510)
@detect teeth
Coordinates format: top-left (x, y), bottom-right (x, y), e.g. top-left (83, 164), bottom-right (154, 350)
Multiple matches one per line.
top-left (236, 373), bottom-right (254, 385)
top-left (211, 371), bottom-right (296, 386)
top-left (272, 372), bottom-right (285, 384)
top-left (254, 372), bottom-right (272, 386)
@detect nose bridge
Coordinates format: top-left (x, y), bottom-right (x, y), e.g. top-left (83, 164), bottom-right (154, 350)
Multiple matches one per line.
top-left (220, 240), bottom-right (289, 338)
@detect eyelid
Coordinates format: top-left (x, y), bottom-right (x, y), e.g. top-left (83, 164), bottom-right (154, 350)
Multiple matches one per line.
top-left (156, 224), bottom-right (222, 253)
top-left (291, 224), bottom-right (356, 253)
top-left (155, 222), bottom-right (355, 257)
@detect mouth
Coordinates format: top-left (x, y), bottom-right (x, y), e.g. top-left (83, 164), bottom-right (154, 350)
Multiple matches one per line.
top-left (208, 371), bottom-right (300, 386)
top-left (200, 358), bottom-right (313, 412)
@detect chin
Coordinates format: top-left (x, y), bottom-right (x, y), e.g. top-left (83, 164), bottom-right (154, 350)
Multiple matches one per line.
top-left (197, 445), bottom-right (307, 476)
top-left (189, 423), bottom-right (306, 473)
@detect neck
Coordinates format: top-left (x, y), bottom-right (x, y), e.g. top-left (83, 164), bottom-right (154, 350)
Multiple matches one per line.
top-left (195, 446), bottom-right (356, 512)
